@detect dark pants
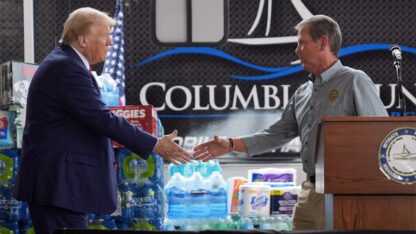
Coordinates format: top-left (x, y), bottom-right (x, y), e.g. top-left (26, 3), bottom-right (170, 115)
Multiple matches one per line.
top-left (28, 203), bottom-right (88, 234)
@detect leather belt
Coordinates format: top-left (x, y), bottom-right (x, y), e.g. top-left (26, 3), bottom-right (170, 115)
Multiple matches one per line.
top-left (307, 175), bottom-right (315, 183)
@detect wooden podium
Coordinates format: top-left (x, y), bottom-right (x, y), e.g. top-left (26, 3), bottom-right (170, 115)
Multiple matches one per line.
top-left (315, 117), bottom-right (416, 231)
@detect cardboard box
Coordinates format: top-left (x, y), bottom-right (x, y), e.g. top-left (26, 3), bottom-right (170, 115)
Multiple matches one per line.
top-left (108, 105), bottom-right (158, 147)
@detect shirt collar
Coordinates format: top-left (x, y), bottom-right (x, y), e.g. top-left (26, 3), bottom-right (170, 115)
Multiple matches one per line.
top-left (319, 60), bottom-right (342, 84)
top-left (70, 46), bottom-right (90, 71)
top-left (308, 60), bottom-right (342, 84)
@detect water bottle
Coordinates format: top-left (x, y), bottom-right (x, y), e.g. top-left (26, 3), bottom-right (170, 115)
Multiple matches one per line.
top-left (178, 163), bottom-right (192, 178)
top-left (206, 171), bottom-right (227, 218)
top-left (119, 183), bottom-right (136, 219)
top-left (189, 160), bottom-right (199, 174)
top-left (274, 214), bottom-right (292, 231)
top-left (196, 161), bottom-right (209, 178)
top-left (135, 184), bottom-right (164, 219)
top-left (165, 173), bottom-right (188, 220)
top-left (156, 118), bottom-right (164, 138)
top-left (0, 150), bottom-right (19, 185)
top-left (168, 163), bottom-right (180, 177)
top-left (117, 148), bottom-right (153, 186)
top-left (206, 159), bottom-right (221, 177)
top-left (187, 172), bottom-right (209, 219)
top-left (238, 217), bottom-right (254, 230)
top-left (0, 220), bottom-right (19, 234)
top-left (0, 184), bottom-right (22, 221)
top-left (126, 218), bottom-right (158, 230)
top-left (151, 152), bottom-right (165, 188)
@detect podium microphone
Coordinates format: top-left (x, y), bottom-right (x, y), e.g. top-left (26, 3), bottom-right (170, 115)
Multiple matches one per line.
top-left (390, 44), bottom-right (402, 62)
top-left (390, 44), bottom-right (405, 116)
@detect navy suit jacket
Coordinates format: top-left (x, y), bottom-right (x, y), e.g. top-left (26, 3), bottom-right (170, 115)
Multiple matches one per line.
top-left (13, 44), bottom-right (157, 214)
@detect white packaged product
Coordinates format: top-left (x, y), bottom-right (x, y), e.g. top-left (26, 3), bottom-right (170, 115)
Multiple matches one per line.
top-left (248, 168), bottom-right (296, 183)
top-left (238, 184), bottom-right (270, 218)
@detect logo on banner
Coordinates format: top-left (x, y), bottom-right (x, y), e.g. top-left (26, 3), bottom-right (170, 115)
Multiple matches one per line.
top-left (378, 127), bottom-right (416, 184)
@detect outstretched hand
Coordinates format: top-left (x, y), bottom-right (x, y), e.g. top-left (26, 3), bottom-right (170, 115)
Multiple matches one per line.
top-left (193, 135), bottom-right (229, 162)
top-left (154, 130), bottom-right (191, 165)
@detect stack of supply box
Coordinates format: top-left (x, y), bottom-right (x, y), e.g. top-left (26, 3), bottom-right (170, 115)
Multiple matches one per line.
top-left (164, 160), bottom-right (230, 230)
top-left (228, 168), bottom-right (300, 231)
top-left (0, 149), bottom-right (33, 234)
top-left (0, 61), bottom-right (38, 234)
top-left (88, 105), bottom-right (165, 231)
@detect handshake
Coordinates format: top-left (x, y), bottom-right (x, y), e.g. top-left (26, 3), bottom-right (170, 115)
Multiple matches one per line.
top-left (154, 132), bottom-right (244, 165)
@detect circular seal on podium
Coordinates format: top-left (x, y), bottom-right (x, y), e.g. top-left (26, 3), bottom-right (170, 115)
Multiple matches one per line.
top-left (378, 127), bottom-right (416, 185)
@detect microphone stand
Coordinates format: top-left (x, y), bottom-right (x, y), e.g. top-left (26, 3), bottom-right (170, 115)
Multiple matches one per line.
top-left (393, 60), bottom-right (406, 116)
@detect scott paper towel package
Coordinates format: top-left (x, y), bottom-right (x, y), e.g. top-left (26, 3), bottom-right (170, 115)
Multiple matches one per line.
top-left (248, 168), bottom-right (296, 183)
top-left (227, 176), bottom-right (247, 215)
top-left (238, 184), bottom-right (270, 218)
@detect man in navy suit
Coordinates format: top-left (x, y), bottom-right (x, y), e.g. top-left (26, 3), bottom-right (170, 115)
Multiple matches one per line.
top-left (13, 7), bottom-right (191, 234)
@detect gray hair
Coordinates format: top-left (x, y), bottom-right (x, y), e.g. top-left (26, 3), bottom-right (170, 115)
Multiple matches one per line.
top-left (295, 15), bottom-right (342, 57)
top-left (60, 7), bottom-right (115, 44)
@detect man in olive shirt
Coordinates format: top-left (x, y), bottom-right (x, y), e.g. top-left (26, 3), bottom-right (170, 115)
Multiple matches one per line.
top-left (193, 15), bottom-right (388, 230)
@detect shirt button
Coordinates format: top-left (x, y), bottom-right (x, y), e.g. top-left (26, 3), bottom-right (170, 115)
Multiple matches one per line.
top-left (305, 141), bottom-right (308, 145)
top-left (314, 88), bottom-right (318, 92)
top-left (308, 123), bottom-right (311, 127)
top-left (310, 106), bottom-right (313, 110)
top-left (304, 159), bottom-right (308, 163)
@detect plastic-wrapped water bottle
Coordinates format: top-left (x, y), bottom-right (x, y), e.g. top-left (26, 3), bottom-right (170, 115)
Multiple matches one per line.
top-left (207, 159), bottom-right (222, 176)
top-left (196, 161), bottom-right (210, 178)
top-left (206, 171), bottom-right (227, 218)
top-left (135, 184), bottom-right (164, 219)
top-left (238, 217), bottom-right (254, 230)
top-left (274, 215), bottom-right (292, 231)
top-left (189, 160), bottom-right (199, 174)
top-left (0, 150), bottom-right (19, 185)
top-left (178, 163), bottom-right (193, 178)
top-left (0, 220), bottom-right (19, 234)
top-left (119, 183), bottom-right (136, 219)
top-left (0, 184), bottom-right (22, 221)
top-left (165, 173), bottom-right (188, 220)
top-left (168, 163), bottom-right (180, 177)
top-left (151, 152), bottom-right (165, 188)
top-left (187, 172), bottom-right (209, 219)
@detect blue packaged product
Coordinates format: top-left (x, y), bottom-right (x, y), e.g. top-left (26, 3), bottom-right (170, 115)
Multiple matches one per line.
top-left (119, 183), bottom-right (137, 219)
top-left (150, 152), bottom-right (164, 188)
top-left (116, 148), bottom-right (155, 186)
top-left (0, 186), bottom-right (22, 221)
top-left (156, 118), bottom-right (164, 138)
top-left (0, 149), bottom-right (19, 185)
top-left (188, 172), bottom-right (209, 219)
top-left (165, 173), bottom-right (188, 220)
top-left (93, 73), bottom-right (119, 107)
top-left (126, 218), bottom-right (163, 230)
top-left (0, 220), bottom-right (19, 234)
top-left (114, 216), bottom-right (129, 230)
top-left (206, 171), bottom-right (227, 218)
top-left (134, 183), bottom-right (164, 219)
